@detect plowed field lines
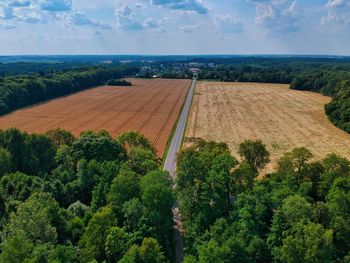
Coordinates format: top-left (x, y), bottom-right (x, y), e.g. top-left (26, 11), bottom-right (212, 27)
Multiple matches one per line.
top-left (185, 81), bottom-right (350, 172)
top-left (0, 78), bottom-right (191, 156)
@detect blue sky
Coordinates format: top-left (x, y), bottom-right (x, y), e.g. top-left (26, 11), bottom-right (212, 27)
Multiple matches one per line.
top-left (0, 0), bottom-right (349, 55)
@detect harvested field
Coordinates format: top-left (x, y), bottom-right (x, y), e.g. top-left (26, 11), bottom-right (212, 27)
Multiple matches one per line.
top-left (185, 81), bottom-right (350, 172)
top-left (0, 78), bottom-right (191, 157)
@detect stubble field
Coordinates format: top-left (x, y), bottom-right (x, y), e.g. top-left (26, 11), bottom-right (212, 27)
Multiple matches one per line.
top-left (0, 78), bottom-right (191, 156)
top-left (185, 81), bottom-right (350, 172)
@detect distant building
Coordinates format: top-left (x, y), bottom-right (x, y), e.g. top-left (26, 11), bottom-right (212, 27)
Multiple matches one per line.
top-left (189, 68), bottom-right (200, 74)
top-left (189, 62), bottom-right (199, 67)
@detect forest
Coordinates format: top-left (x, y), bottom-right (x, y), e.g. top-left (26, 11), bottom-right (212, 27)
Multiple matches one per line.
top-left (177, 139), bottom-right (350, 263)
top-left (2, 128), bottom-right (348, 262)
top-left (0, 65), bottom-right (138, 115)
top-left (0, 128), bottom-right (173, 262)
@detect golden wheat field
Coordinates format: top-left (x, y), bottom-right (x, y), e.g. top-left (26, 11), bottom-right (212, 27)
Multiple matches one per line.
top-left (0, 78), bottom-right (191, 157)
top-left (185, 81), bottom-right (350, 172)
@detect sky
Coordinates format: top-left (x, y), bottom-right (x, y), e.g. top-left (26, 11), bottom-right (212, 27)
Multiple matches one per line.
top-left (0, 0), bottom-right (349, 55)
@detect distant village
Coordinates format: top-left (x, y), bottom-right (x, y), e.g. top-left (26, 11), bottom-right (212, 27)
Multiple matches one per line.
top-left (136, 62), bottom-right (216, 78)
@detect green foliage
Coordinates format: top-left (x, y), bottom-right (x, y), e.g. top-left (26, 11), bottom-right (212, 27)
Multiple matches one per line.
top-left (118, 131), bottom-right (156, 154)
top-left (238, 140), bottom-right (270, 172)
top-left (276, 222), bottom-right (333, 263)
top-left (106, 79), bottom-right (132, 86)
top-left (0, 147), bottom-right (12, 176)
top-left (178, 139), bottom-right (350, 263)
top-left (46, 128), bottom-right (76, 148)
top-left (107, 165), bottom-right (140, 213)
top-left (105, 227), bottom-right (132, 261)
top-left (119, 238), bottom-right (168, 263)
top-left (140, 170), bottom-right (175, 259)
top-left (79, 206), bottom-right (118, 262)
top-left (72, 131), bottom-right (125, 162)
top-left (0, 128), bottom-right (171, 262)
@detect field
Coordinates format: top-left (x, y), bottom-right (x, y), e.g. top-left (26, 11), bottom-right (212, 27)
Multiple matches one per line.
top-left (0, 78), bottom-right (191, 156)
top-left (185, 81), bottom-right (350, 172)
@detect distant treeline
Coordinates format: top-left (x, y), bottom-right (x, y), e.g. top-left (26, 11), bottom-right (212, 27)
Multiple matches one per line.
top-left (106, 79), bottom-right (132, 86)
top-left (290, 70), bottom-right (350, 133)
top-left (0, 62), bottom-right (98, 76)
top-left (0, 66), bottom-right (138, 115)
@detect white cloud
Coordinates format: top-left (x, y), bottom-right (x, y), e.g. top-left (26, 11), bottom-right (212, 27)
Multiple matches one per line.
top-left (254, 0), bottom-right (300, 33)
top-left (322, 0), bottom-right (350, 25)
top-left (116, 5), bottom-right (165, 31)
top-left (180, 23), bottom-right (201, 33)
top-left (215, 15), bottom-right (243, 33)
top-left (70, 12), bottom-right (111, 29)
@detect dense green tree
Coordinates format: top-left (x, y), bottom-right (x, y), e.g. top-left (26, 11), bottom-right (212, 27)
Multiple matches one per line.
top-left (118, 131), bottom-right (156, 154)
top-left (46, 128), bottom-right (76, 148)
top-left (319, 154), bottom-right (350, 198)
top-left (140, 170), bottom-right (174, 259)
top-left (0, 231), bottom-right (33, 263)
top-left (107, 165), bottom-right (140, 213)
top-left (119, 238), bottom-right (167, 263)
top-left (238, 140), bottom-right (270, 172)
top-left (22, 133), bottom-right (56, 176)
top-left (122, 198), bottom-right (144, 232)
top-left (79, 206), bottom-right (118, 262)
top-left (127, 146), bottom-right (158, 175)
top-left (0, 172), bottom-right (42, 209)
top-left (277, 147), bottom-right (314, 186)
top-left (0, 147), bottom-right (12, 176)
top-left (105, 227), bottom-right (132, 262)
top-left (276, 222), bottom-right (333, 263)
top-left (72, 131), bottom-right (125, 162)
top-left (267, 195), bottom-right (316, 258)
top-left (0, 128), bottom-right (26, 171)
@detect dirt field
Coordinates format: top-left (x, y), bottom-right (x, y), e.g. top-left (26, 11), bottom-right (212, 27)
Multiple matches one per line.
top-left (0, 78), bottom-right (191, 157)
top-left (185, 81), bottom-right (350, 172)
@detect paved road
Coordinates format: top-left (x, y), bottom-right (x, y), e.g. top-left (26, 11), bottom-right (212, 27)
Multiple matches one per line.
top-left (163, 78), bottom-right (196, 263)
top-left (164, 78), bottom-right (196, 177)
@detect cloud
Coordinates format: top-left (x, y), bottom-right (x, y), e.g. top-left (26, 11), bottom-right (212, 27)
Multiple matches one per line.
top-left (322, 0), bottom-right (350, 25)
top-left (151, 0), bottom-right (208, 14)
top-left (215, 15), bottom-right (243, 33)
top-left (70, 12), bottom-right (112, 29)
top-left (0, 6), bottom-right (16, 19)
top-left (116, 5), bottom-right (144, 30)
top-left (0, 23), bottom-right (17, 29)
top-left (180, 23), bottom-right (201, 33)
top-left (39, 0), bottom-right (72, 12)
top-left (116, 5), bottom-right (165, 31)
top-left (254, 0), bottom-right (300, 33)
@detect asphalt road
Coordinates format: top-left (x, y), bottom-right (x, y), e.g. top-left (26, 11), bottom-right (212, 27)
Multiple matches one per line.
top-left (163, 78), bottom-right (196, 263)
top-left (163, 78), bottom-right (196, 178)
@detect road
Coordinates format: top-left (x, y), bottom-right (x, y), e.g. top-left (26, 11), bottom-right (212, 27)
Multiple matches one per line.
top-left (164, 78), bottom-right (196, 177)
top-left (163, 78), bottom-right (196, 263)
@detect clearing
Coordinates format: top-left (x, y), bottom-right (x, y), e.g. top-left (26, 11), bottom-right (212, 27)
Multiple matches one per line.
top-left (0, 78), bottom-right (191, 157)
top-left (185, 81), bottom-right (350, 172)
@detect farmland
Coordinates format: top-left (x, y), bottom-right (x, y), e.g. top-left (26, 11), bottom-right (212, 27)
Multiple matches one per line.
top-left (185, 81), bottom-right (350, 172)
top-left (0, 78), bottom-right (191, 156)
